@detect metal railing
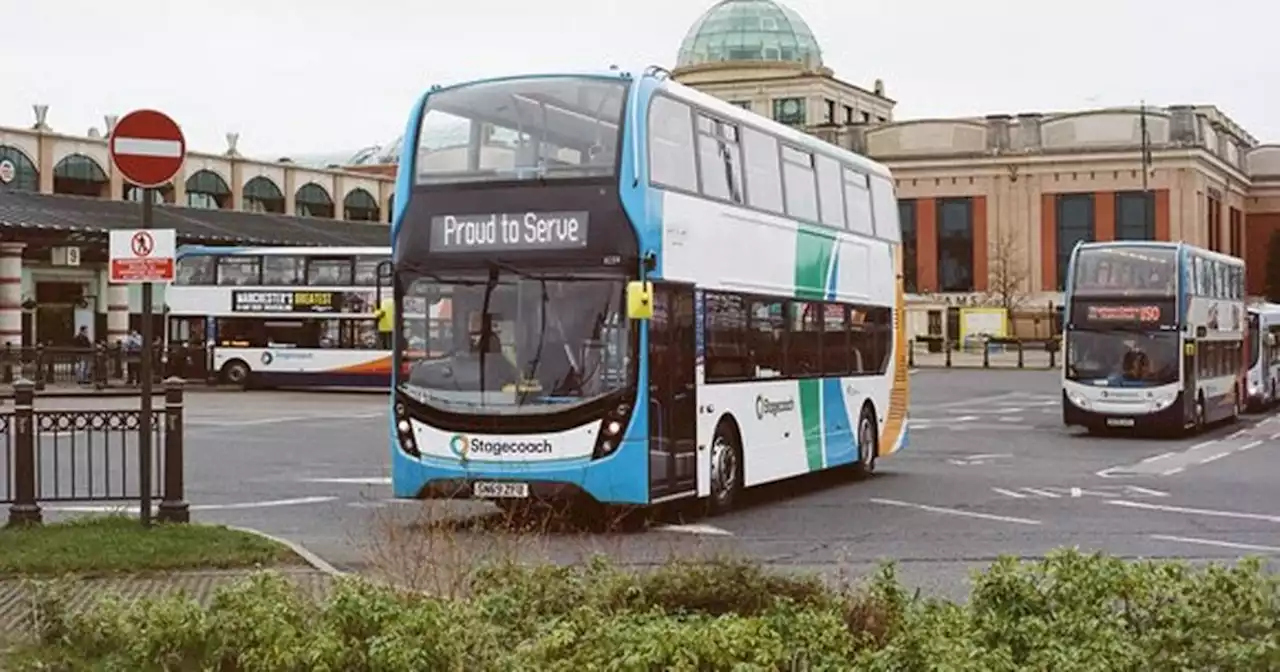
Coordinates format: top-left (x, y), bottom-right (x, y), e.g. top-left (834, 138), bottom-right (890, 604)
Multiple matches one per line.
top-left (0, 344), bottom-right (209, 391)
top-left (908, 335), bottom-right (1061, 370)
top-left (2, 377), bottom-right (188, 525)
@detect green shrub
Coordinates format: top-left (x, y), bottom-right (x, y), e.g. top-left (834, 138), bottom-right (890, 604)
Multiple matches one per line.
top-left (5, 549), bottom-right (1278, 671)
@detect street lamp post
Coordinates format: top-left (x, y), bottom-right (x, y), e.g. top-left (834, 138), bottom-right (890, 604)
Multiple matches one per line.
top-left (1140, 101), bottom-right (1153, 238)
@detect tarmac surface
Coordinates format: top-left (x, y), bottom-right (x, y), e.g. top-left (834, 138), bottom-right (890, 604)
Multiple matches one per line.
top-left (24, 372), bottom-right (1280, 601)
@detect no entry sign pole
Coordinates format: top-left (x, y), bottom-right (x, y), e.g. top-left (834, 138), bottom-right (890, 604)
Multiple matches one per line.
top-left (108, 109), bottom-right (186, 527)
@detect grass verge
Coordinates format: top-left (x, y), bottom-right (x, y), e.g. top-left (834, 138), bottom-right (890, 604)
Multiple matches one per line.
top-left (0, 515), bottom-right (299, 577)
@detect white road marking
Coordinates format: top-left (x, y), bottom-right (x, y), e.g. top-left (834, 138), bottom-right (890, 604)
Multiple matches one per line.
top-left (1161, 467), bottom-right (1185, 476)
top-left (1199, 451), bottom-right (1231, 465)
top-left (1022, 488), bottom-right (1060, 498)
top-left (1070, 487), bottom-right (1083, 498)
top-left (1229, 429), bottom-right (1248, 439)
top-left (952, 415), bottom-right (979, 422)
top-left (870, 498), bottom-right (1041, 525)
top-left (653, 523), bottom-right (733, 536)
top-left (1123, 485), bottom-right (1169, 497)
top-left (46, 496), bottom-right (338, 514)
top-left (1149, 535), bottom-right (1280, 554)
top-left (1141, 451), bottom-right (1177, 464)
top-left (1238, 440), bottom-right (1263, 451)
top-left (1107, 500), bottom-right (1280, 523)
top-left (991, 488), bottom-right (1027, 498)
top-left (1269, 431), bottom-right (1280, 440)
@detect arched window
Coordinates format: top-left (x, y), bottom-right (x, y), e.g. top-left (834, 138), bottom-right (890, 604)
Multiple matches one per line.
top-left (0, 146), bottom-right (39, 191)
top-left (342, 188), bottom-right (380, 221)
top-left (243, 176), bottom-right (285, 213)
top-left (186, 170), bottom-right (232, 209)
top-left (296, 183), bottom-right (334, 218)
top-left (52, 154), bottom-right (108, 197)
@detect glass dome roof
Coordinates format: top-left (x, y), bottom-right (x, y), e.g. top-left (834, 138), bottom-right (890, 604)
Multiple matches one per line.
top-left (676, 0), bottom-right (823, 69)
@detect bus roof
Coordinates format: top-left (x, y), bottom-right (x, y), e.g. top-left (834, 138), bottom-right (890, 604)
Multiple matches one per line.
top-left (1073, 240), bottom-right (1243, 265)
top-left (176, 244), bottom-right (390, 259)
top-left (655, 75), bottom-right (893, 180)
top-left (1248, 301), bottom-right (1280, 317)
top-left (423, 69), bottom-right (633, 96)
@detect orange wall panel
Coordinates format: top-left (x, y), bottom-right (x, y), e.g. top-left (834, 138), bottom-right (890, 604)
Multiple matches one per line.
top-left (1094, 191), bottom-right (1115, 241)
top-left (1040, 193), bottom-right (1057, 292)
top-left (917, 198), bottom-right (938, 292)
top-left (1155, 189), bottom-right (1170, 241)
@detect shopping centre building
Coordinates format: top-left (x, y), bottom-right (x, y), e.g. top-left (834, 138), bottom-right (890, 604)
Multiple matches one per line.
top-left (3, 0), bottom-right (1280, 345)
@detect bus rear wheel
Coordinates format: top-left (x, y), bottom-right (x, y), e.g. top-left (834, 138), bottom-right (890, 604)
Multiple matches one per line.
top-left (222, 360), bottom-right (250, 388)
top-left (855, 405), bottom-right (879, 475)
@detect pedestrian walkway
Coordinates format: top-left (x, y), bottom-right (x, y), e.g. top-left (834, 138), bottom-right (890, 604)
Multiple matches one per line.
top-left (0, 568), bottom-right (335, 635)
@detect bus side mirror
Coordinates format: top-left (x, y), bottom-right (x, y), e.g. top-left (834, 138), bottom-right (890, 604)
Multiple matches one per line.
top-left (626, 281), bottom-right (653, 320)
top-left (1267, 333), bottom-right (1277, 347)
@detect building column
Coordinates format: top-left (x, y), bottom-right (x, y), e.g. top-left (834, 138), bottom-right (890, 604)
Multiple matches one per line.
top-left (106, 283), bottom-right (130, 346)
top-left (0, 243), bottom-right (24, 346)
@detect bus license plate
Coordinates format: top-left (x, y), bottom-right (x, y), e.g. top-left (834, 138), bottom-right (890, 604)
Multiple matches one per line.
top-left (473, 481), bottom-right (529, 498)
top-left (1106, 418), bottom-right (1135, 427)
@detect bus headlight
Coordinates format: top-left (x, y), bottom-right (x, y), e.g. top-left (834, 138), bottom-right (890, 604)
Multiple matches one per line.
top-left (1151, 394), bottom-right (1177, 410)
top-left (1067, 392), bottom-right (1090, 408)
top-left (593, 402), bottom-right (632, 459)
top-left (393, 401), bottom-right (420, 457)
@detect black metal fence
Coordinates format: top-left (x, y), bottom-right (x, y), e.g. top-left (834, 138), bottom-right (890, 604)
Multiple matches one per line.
top-left (2, 377), bottom-right (188, 526)
top-left (0, 344), bottom-right (209, 390)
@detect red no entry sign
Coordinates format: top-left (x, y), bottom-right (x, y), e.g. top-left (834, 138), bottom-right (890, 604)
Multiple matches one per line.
top-left (109, 109), bottom-right (186, 188)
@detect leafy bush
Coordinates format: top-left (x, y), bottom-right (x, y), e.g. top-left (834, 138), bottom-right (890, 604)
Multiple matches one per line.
top-left (7, 549), bottom-right (1279, 671)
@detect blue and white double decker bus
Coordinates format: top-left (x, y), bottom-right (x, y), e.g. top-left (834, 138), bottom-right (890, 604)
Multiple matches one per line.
top-left (388, 68), bottom-right (909, 517)
top-left (1245, 301), bottom-right (1280, 409)
top-left (1062, 241), bottom-right (1245, 434)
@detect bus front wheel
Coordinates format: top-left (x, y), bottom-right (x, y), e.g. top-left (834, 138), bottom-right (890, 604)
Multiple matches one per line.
top-left (222, 359), bottom-right (251, 388)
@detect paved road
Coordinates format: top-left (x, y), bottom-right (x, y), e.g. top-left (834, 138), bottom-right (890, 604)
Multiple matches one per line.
top-left (35, 377), bottom-right (1280, 600)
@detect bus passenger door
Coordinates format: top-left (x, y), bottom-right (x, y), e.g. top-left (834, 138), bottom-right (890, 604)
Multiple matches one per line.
top-left (1183, 341), bottom-right (1197, 424)
top-left (648, 283), bottom-right (698, 500)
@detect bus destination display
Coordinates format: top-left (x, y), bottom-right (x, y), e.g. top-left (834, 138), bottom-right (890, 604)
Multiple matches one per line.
top-left (1071, 300), bottom-right (1176, 328)
top-left (430, 211), bottom-right (589, 253)
top-left (232, 291), bottom-right (350, 313)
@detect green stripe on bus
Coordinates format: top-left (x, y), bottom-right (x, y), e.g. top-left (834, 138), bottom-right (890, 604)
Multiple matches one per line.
top-left (798, 379), bottom-right (823, 470)
top-left (794, 224), bottom-right (834, 301)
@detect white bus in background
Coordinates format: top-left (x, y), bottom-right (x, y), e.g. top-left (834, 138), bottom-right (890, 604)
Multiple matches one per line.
top-left (168, 245), bottom-right (432, 388)
top-left (1246, 301), bottom-right (1280, 409)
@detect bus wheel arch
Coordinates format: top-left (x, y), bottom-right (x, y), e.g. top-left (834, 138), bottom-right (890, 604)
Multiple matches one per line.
top-left (856, 400), bottom-right (879, 474)
top-left (221, 359), bottom-right (251, 388)
top-left (707, 415), bottom-right (743, 515)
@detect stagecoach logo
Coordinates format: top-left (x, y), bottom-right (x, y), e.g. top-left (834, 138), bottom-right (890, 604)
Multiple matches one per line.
top-left (261, 352), bottom-right (274, 365)
top-left (448, 434), bottom-right (553, 460)
top-left (755, 395), bottom-right (795, 420)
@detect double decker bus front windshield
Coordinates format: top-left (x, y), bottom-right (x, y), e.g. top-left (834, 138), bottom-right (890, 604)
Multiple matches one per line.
top-left (398, 269), bottom-right (632, 415)
top-left (1066, 330), bottom-right (1179, 388)
top-left (415, 76), bottom-right (629, 186)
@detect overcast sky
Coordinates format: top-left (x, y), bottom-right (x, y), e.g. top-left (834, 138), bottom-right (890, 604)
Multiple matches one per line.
top-left (5, 0), bottom-right (1276, 159)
